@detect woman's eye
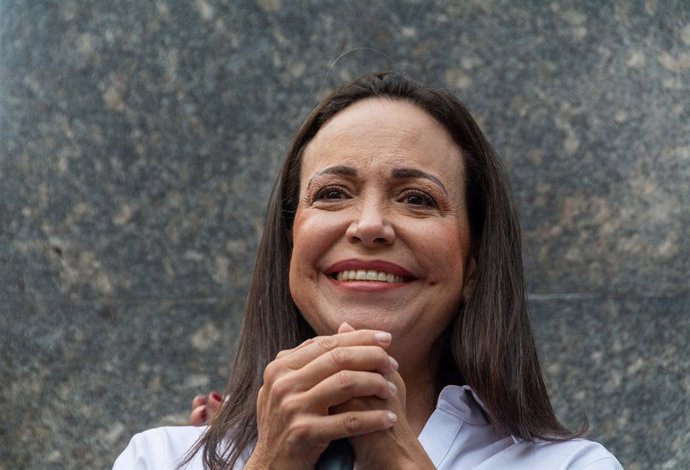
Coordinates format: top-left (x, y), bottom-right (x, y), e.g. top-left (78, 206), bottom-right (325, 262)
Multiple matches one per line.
top-left (315, 186), bottom-right (348, 201)
top-left (401, 191), bottom-right (436, 207)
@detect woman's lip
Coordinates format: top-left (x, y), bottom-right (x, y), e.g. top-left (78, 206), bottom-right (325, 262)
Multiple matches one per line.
top-left (326, 276), bottom-right (408, 291)
top-left (324, 259), bottom-right (417, 278)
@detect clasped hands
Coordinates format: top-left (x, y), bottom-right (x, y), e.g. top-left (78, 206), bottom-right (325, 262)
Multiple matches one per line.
top-left (216, 322), bottom-right (435, 470)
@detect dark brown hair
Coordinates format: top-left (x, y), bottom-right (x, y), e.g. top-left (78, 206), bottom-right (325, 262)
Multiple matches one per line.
top-left (185, 71), bottom-right (582, 469)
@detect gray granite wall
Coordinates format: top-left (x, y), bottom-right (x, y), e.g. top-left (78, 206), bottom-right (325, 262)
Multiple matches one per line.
top-left (1, 1), bottom-right (688, 469)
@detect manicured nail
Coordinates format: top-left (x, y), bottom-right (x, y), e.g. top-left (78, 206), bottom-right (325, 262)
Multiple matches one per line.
top-left (211, 392), bottom-right (222, 402)
top-left (200, 407), bottom-right (207, 422)
top-left (389, 356), bottom-right (399, 370)
top-left (387, 381), bottom-right (398, 395)
top-left (195, 395), bottom-right (207, 404)
top-left (375, 332), bottom-right (392, 344)
top-left (387, 412), bottom-right (398, 425)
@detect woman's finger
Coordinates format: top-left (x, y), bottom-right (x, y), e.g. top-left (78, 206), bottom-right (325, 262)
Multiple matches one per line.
top-left (251, 407), bottom-right (396, 468)
top-left (190, 391), bottom-right (223, 426)
top-left (305, 370), bottom-right (397, 411)
top-left (298, 345), bottom-right (397, 388)
top-left (207, 391), bottom-right (223, 417)
top-left (191, 394), bottom-right (207, 409)
top-left (190, 405), bottom-right (208, 426)
top-left (317, 408), bottom-right (398, 440)
top-left (275, 337), bottom-right (315, 359)
top-left (274, 321), bottom-right (372, 360)
top-left (261, 409), bottom-right (396, 455)
top-left (337, 322), bottom-right (356, 334)
top-left (271, 329), bottom-right (393, 373)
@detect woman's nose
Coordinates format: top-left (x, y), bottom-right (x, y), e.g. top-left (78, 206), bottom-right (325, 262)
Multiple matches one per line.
top-left (345, 199), bottom-right (396, 247)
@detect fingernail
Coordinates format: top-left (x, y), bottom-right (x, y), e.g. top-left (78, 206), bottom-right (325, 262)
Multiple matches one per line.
top-left (200, 407), bottom-right (207, 422)
top-left (211, 392), bottom-right (222, 402)
top-left (195, 394), bottom-right (207, 404)
top-left (375, 332), bottom-right (392, 344)
top-left (389, 356), bottom-right (399, 370)
top-left (387, 381), bottom-right (397, 395)
top-left (387, 412), bottom-right (398, 425)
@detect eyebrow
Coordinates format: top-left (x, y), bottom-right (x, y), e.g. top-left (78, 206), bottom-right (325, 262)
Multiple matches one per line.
top-left (391, 168), bottom-right (448, 195)
top-left (306, 165), bottom-right (448, 195)
top-left (307, 165), bottom-right (357, 190)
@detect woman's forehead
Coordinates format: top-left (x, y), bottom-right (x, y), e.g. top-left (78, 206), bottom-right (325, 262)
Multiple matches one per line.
top-left (300, 98), bottom-right (464, 182)
top-left (313, 98), bottom-right (444, 143)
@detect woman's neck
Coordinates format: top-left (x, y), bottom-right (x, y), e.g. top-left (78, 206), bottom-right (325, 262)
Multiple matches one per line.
top-left (405, 381), bottom-right (437, 435)
top-left (398, 349), bottom-right (442, 436)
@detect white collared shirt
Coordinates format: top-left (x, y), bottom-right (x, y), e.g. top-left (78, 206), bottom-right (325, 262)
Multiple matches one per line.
top-left (114, 385), bottom-right (622, 469)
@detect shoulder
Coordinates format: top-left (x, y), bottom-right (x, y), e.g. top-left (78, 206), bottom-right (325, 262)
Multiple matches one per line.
top-left (113, 426), bottom-right (206, 470)
top-left (431, 386), bottom-right (622, 470)
top-left (480, 438), bottom-right (623, 470)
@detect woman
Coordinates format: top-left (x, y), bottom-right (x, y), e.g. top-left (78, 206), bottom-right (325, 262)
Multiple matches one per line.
top-left (114, 72), bottom-right (622, 469)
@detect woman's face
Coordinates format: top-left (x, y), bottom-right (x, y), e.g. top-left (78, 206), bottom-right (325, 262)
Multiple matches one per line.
top-left (289, 98), bottom-right (474, 359)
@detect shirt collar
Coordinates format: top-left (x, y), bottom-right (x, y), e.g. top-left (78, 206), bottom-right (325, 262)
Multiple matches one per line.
top-left (436, 385), bottom-right (490, 425)
top-left (437, 384), bottom-right (521, 444)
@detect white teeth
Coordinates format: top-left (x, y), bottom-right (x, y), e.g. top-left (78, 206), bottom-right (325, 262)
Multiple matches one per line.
top-left (335, 270), bottom-right (404, 283)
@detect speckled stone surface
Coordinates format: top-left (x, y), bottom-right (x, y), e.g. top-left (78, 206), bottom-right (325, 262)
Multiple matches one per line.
top-left (1, 1), bottom-right (688, 468)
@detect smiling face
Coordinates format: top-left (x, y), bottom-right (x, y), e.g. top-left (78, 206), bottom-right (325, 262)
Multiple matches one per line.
top-left (289, 98), bottom-right (474, 364)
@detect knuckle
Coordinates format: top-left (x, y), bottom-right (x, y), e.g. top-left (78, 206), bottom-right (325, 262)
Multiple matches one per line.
top-left (336, 370), bottom-right (354, 391)
top-left (343, 414), bottom-right (363, 434)
top-left (288, 420), bottom-right (314, 442)
top-left (270, 376), bottom-right (292, 400)
top-left (329, 347), bottom-right (348, 368)
top-left (280, 395), bottom-right (302, 418)
top-left (316, 335), bottom-right (339, 351)
top-left (275, 350), bottom-right (288, 359)
top-left (263, 361), bottom-right (281, 382)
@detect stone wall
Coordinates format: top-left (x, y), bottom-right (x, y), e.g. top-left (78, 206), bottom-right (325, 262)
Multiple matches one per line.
top-left (1, 1), bottom-right (688, 468)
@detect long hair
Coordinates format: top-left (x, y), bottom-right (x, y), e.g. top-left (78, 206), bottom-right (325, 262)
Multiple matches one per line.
top-left (185, 71), bottom-right (582, 470)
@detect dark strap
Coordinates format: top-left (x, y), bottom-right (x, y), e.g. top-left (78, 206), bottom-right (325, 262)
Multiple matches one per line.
top-left (315, 439), bottom-right (355, 470)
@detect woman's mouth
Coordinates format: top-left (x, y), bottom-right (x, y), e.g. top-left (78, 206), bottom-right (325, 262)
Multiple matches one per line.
top-left (325, 260), bottom-right (417, 285)
top-left (332, 269), bottom-right (405, 283)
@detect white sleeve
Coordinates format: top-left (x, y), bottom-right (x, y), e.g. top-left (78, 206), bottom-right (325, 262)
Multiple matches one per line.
top-left (112, 432), bottom-right (147, 470)
top-left (113, 426), bottom-right (206, 470)
top-left (469, 438), bottom-right (623, 470)
top-left (561, 441), bottom-right (624, 470)
top-left (577, 456), bottom-right (624, 470)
